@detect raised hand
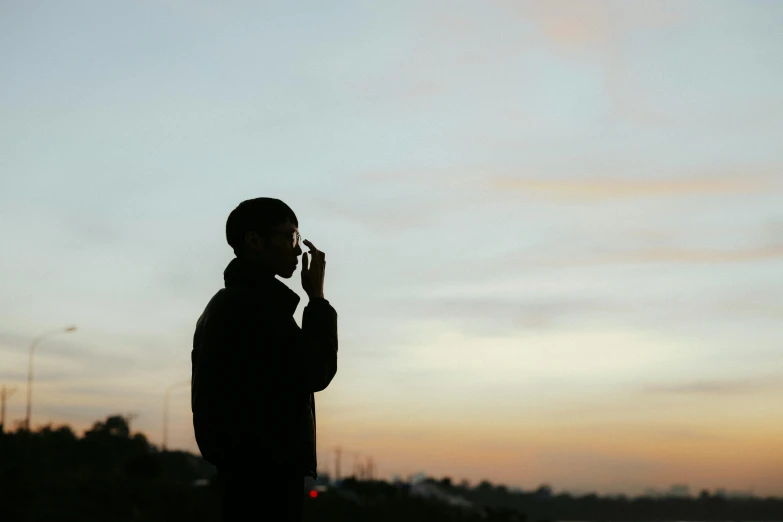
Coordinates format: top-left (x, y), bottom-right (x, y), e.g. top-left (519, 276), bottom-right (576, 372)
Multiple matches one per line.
top-left (301, 239), bottom-right (325, 299)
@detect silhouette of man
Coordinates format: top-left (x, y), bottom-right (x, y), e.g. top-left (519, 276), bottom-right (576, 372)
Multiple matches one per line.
top-left (191, 198), bottom-right (338, 521)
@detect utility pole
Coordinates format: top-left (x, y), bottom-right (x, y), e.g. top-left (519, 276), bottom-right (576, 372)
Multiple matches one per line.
top-left (124, 412), bottom-right (139, 432)
top-left (352, 452), bottom-right (366, 479)
top-left (1, 386), bottom-right (18, 433)
top-left (163, 380), bottom-right (190, 451)
top-left (334, 445), bottom-right (342, 481)
top-left (25, 326), bottom-right (77, 431)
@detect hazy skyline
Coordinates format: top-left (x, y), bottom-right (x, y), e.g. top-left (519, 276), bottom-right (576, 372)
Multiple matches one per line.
top-left (1, 1), bottom-right (782, 496)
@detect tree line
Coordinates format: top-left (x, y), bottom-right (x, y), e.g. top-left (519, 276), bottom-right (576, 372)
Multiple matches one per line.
top-left (1, 415), bottom-right (781, 521)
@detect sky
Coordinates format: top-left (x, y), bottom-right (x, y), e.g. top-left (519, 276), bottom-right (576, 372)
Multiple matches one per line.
top-left (1, 0), bottom-right (782, 497)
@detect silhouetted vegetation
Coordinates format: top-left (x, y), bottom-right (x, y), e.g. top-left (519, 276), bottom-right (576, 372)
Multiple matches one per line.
top-left (0, 415), bottom-right (219, 522)
top-left (431, 476), bottom-right (783, 521)
top-left (1, 417), bottom-right (782, 521)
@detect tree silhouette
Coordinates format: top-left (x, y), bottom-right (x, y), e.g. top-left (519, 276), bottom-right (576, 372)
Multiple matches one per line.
top-left (1, 420), bottom-right (781, 521)
top-left (0, 414), bottom-right (218, 522)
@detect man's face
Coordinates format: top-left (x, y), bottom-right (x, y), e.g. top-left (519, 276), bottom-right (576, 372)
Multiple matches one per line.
top-left (246, 221), bottom-right (302, 278)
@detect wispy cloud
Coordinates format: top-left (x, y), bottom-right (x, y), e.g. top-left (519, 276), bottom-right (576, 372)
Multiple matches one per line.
top-left (641, 375), bottom-right (781, 395)
top-left (401, 240), bottom-right (783, 295)
top-left (491, 176), bottom-right (779, 201)
top-left (309, 196), bottom-right (437, 232)
top-left (601, 245), bottom-right (783, 264)
top-left (494, 0), bottom-right (685, 51)
top-left (380, 297), bottom-right (616, 334)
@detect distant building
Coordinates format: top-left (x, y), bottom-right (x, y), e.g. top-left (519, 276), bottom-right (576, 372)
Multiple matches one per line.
top-left (314, 472), bottom-right (331, 486)
top-left (411, 472), bottom-right (427, 485)
top-left (726, 489), bottom-right (754, 499)
top-left (304, 475), bottom-right (331, 491)
top-left (535, 485), bottom-right (553, 499)
top-left (409, 481), bottom-right (479, 512)
top-left (709, 488), bottom-right (753, 500)
top-left (668, 484), bottom-right (691, 498)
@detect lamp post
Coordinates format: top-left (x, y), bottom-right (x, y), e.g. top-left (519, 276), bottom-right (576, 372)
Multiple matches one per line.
top-left (1, 385), bottom-right (18, 433)
top-left (162, 379), bottom-right (190, 451)
top-left (25, 326), bottom-right (77, 431)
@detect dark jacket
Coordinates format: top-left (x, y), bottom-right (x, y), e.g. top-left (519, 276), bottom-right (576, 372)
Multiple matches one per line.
top-left (191, 257), bottom-right (338, 478)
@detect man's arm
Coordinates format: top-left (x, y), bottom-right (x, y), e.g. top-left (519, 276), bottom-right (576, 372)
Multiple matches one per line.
top-left (296, 238), bottom-right (337, 392)
top-left (296, 297), bottom-right (338, 392)
top-left (225, 293), bottom-right (337, 396)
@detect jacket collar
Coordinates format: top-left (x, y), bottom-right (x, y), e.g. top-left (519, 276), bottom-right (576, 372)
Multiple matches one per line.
top-left (223, 257), bottom-right (301, 316)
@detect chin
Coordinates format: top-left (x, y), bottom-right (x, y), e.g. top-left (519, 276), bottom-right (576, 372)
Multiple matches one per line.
top-left (278, 268), bottom-right (296, 279)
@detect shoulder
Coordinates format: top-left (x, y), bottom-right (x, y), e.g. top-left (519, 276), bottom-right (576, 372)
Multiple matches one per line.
top-left (216, 285), bottom-right (262, 309)
top-left (205, 286), bottom-right (284, 322)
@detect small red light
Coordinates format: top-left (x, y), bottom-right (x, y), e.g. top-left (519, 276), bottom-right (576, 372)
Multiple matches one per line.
top-left (309, 490), bottom-right (318, 498)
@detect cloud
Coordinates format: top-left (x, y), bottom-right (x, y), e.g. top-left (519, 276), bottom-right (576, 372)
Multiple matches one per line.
top-left (381, 297), bottom-right (615, 334)
top-left (494, 0), bottom-right (686, 52)
top-left (641, 376), bottom-right (781, 395)
top-left (504, 0), bottom-right (614, 50)
top-left (491, 176), bottom-right (779, 201)
top-left (399, 241), bottom-right (783, 301)
top-left (602, 245), bottom-right (783, 264)
top-left (308, 196), bottom-right (437, 232)
top-left (569, 423), bottom-right (723, 443)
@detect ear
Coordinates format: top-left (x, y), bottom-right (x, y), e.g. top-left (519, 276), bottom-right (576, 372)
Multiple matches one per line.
top-left (244, 231), bottom-right (265, 253)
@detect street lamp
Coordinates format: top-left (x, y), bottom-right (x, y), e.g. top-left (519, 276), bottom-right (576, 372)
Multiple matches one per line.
top-left (162, 379), bottom-right (190, 451)
top-left (25, 326), bottom-right (77, 431)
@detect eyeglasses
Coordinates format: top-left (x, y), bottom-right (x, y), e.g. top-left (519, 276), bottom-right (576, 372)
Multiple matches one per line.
top-left (269, 229), bottom-right (301, 248)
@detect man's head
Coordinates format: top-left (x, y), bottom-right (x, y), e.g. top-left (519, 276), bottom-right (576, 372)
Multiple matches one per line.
top-left (226, 198), bottom-right (302, 278)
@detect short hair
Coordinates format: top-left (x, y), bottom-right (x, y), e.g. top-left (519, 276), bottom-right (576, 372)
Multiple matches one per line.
top-left (226, 198), bottom-right (298, 256)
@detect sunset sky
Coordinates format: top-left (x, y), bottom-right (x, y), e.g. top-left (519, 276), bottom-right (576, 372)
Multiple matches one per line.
top-left (1, 0), bottom-right (782, 496)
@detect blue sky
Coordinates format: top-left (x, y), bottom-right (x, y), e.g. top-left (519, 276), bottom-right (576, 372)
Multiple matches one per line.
top-left (1, 0), bottom-right (782, 495)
